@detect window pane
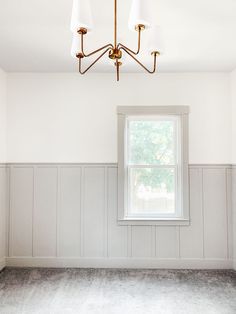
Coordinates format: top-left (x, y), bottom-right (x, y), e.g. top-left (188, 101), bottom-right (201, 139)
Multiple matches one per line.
top-left (128, 119), bottom-right (175, 165)
top-left (129, 168), bottom-right (175, 215)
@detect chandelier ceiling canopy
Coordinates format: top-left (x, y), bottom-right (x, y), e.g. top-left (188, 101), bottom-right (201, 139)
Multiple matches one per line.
top-left (71, 0), bottom-right (162, 81)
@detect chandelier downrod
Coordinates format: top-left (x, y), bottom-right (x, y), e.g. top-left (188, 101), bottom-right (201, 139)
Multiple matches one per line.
top-left (114, 0), bottom-right (117, 48)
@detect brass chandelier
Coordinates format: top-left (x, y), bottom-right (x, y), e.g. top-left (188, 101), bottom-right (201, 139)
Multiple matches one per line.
top-left (71, 0), bottom-right (162, 81)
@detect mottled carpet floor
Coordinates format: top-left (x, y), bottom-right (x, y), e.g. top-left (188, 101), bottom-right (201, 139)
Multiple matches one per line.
top-left (0, 268), bottom-right (235, 314)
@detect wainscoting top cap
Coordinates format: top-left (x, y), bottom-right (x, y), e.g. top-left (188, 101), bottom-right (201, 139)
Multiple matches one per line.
top-left (117, 106), bottom-right (190, 115)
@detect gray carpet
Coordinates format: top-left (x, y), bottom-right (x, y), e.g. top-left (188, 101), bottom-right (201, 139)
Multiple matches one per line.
top-left (0, 268), bottom-right (235, 314)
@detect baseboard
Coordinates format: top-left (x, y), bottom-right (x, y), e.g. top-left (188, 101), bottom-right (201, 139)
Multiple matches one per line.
top-left (0, 257), bottom-right (6, 271)
top-left (6, 257), bottom-right (233, 270)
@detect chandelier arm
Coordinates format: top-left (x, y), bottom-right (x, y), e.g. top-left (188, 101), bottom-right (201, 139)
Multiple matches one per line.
top-left (117, 28), bottom-right (142, 55)
top-left (121, 47), bottom-right (158, 74)
top-left (78, 48), bottom-right (111, 74)
top-left (80, 33), bottom-right (113, 57)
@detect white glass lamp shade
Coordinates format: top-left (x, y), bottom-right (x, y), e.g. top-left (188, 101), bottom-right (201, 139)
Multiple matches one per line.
top-left (71, 34), bottom-right (80, 58)
top-left (148, 26), bottom-right (164, 54)
top-left (128, 0), bottom-right (151, 31)
top-left (70, 0), bottom-right (93, 33)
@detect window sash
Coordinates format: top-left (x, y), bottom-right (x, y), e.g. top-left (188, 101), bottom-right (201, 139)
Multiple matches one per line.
top-left (127, 115), bottom-right (179, 167)
top-left (125, 165), bottom-right (183, 218)
top-left (126, 165), bottom-right (178, 219)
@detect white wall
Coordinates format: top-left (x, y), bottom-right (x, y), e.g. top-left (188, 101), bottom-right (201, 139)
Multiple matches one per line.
top-left (7, 73), bottom-right (231, 164)
top-left (0, 68), bottom-right (7, 270)
top-left (0, 69), bottom-right (7, 162)
top-left (231, 69), bottom-right (236, 163)
top-left (231, 69), bottom-right (236, 269)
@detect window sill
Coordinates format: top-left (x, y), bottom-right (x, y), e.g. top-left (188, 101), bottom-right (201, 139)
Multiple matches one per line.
top-left (117, 218), bottom-right (190, 226)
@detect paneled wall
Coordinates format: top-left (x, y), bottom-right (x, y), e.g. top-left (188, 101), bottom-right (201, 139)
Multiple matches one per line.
top-left (0, 165), bottom-right (7, 270)
top-left (232, 166), bottom-right (236, 270)
top-left (5, 163), bottom-right (233, 269)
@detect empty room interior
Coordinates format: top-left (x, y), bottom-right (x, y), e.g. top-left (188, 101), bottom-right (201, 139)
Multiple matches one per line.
top-left (0, 0), bottom-right (236, 313)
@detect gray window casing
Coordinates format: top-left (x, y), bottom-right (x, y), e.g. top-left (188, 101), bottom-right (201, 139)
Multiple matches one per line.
top-left (117, 106), bottom-right (190, 226)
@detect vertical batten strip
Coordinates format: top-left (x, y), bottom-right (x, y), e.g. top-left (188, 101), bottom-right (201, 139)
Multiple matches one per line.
top-left (151, 226), bottom-right (156, 257)
top-left (226, 168), bottom-right (232, 260)
top-left (225, 168), bottom-right (229, 259)
top-left (104, 167), bottom-right (108, 258)
top-left (127, 226), bottom-right (132, 257)
top-left (56, 166), bottom-right (60, 258)
top-left (8, 166), bottom-right (13, 257)
top-left (232, 167), bottom-right (236, 269)
top-left (80, 166), bottom-right (84, 257)
top-left (201, 168), bottom-right (205, 259)
top-left (6, 166), bottom-right (10, 258)
top-left (177, 226), bottom-right (180, 258)
top-left (78, 167), bottom-right (82, 257)
top-left (155, 226), bottom-right (158, 258)
top-left (156, 227), bottom-right (159, 258)
top-left (31, 166), bottom-right (35, 257)
top-left (32, 166), bottom-right (36, 257)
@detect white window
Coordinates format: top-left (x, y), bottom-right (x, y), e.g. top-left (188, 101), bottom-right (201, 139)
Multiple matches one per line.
top-left (117, 106), bottom-right (189, 225)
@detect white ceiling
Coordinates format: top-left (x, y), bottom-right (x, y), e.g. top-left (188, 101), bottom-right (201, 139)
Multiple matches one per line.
top-left (0, 0), bottom-right (236, 73)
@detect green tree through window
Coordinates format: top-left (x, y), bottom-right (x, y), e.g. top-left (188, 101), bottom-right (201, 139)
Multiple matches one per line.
top-left (129, 120), bottom-right (175, 193)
